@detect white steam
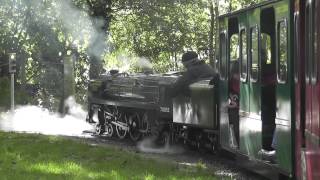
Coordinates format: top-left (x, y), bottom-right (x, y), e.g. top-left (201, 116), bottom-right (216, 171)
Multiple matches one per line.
top-left (0, 97), bottom-right (93, 137)
top-left (109, 55), bottom-right (154, 73)
top-left (54, 0), bottom-right (108, 59)
top-left (137, 136), bottom-right (184, 154)
top-left (25, 0), bottom-right (108, 60)
top-left (136, 57), bottom-right (153, 70)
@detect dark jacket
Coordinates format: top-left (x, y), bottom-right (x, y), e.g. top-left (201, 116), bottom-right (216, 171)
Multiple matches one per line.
top-left (171, 60), bottom-right (216, 97)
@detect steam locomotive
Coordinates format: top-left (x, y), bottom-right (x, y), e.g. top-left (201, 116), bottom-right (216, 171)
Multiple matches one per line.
top-left (87, 70), bottom-right (218, 148)
top-left (87, 0), bottom-right (320, 179)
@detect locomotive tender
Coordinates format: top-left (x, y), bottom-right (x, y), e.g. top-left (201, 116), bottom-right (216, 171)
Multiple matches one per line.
top-left (87, 0), bottom-right (320, 179)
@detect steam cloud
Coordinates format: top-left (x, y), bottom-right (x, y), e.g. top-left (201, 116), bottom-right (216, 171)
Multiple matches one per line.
top-left (23, 0), bottom-right (108, 60)
top-left (52, 0), bottom-right (108, 59)
top-left (137, 136), bottom-right (184, 154)
top-left (113, 56), bottom-right (154, 73)
top-left (0, 97), bottom-right (94, 137)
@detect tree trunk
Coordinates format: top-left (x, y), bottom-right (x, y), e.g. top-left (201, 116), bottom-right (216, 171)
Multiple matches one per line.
top-left (213, 0), bottom-right (219, 70)
top-left (174, 52), bottom-right (178, 71)
top-left (86, 0), bottom-right (112, 79)
top-left (209, 0), bottom-right (214, 66)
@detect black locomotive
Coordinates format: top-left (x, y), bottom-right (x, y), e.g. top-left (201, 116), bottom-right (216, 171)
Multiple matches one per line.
top-left (87, 70), bottom-right (219, 149)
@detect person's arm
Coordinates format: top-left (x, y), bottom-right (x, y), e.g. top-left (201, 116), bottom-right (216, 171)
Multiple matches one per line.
top-left (170, 73), bottom-right (191, 97)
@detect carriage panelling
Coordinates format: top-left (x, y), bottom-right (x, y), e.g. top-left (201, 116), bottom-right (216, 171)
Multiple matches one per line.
top-left (294, 0), bottom-right (305, 179)
top-left (305, 0), bottom-right (320, 179)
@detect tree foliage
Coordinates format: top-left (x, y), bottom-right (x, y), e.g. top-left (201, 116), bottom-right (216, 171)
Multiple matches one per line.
top-left (0, 0), bottom-right (264, 110)
top-left (109, 0), bottom-right (212, 72)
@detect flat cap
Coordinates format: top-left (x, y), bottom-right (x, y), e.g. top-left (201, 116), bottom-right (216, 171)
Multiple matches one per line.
top-left (182, 51), bottom-right (198, 62)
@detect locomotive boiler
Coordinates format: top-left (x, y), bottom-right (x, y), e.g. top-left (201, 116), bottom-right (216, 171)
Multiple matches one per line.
top-left (87, 70), bottom-right (177, 141)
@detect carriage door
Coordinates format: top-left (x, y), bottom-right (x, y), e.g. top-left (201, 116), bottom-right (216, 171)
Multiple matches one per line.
top-left (274, 1), bottom-right (293, 174)
top-left (227, 17), bottom-right (240, 148)
top-left (238, 12), bottom-right (250, 154)
top-left (260, 7), bottom-right (277, 153)
top-left (246, 8), bottom-right (262, 157)
top-left (218, 17), bottom-right (230, 148)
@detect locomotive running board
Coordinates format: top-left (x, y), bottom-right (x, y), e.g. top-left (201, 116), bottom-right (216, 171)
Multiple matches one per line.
top-left (88, 97), bottom-right (158, 110)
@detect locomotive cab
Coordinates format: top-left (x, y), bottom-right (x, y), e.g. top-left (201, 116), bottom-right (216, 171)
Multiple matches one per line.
top-left (171, 77), bottom-right (219, 151)
top-left (173, 79), bottom-right (217, 129)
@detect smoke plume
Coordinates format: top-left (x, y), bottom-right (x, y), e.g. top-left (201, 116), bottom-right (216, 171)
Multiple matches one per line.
top-left (137, 136), bottom-right (184, 154)
top-left (0, 97), bottom-right (94, 137)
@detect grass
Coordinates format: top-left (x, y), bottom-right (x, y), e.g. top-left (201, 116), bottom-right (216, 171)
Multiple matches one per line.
top-left (0, 131), bottom-right (217, 180)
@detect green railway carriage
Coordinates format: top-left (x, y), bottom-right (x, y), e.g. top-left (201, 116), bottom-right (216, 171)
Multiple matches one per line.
top-left (217, 0), bottom-right (294, 178)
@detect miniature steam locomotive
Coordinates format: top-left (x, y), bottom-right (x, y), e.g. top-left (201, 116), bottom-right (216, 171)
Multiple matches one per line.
top-left (87, 70), bottom-right (218, 148)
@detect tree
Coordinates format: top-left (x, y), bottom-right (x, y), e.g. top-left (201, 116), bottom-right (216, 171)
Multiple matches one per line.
top-left (108, 0), bottom-right (212, 72)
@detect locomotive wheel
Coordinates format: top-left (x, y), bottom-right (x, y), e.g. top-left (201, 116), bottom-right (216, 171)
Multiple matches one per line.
top-left (104, 123), bottom-right (114, 137)
top-left (95, 123), bottom-right (104, 135)
top-left (196, 141), bottom-right (201, 150)
top-left (141, 112), bottom-right (149, 133)
top-left (96, 109), bottom-right (106, 135)
top-left (129, 113), bottom-right (142, 141)
top-left (211, 143), bottom-right (216, 153)
top-left (116, 113), bottom-right (128, 139)
top-left (158, 131), bottom-right (170, 147)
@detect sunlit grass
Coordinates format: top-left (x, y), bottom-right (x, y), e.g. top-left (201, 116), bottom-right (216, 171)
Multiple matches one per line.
top-left (0, 131), bottom-right (217, 180)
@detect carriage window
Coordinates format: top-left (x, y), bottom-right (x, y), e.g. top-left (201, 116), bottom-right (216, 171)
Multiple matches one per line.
top-left (220, 33), bottom-right (227, 80)
top-left (278, 20), bottom-right (288, 83)
top-left (314, 30), bottom-right (318, 84)
top-left (240, 29), bottom-right (247, 81)
top-left (261, 33), bottom-right (272, 65)
top-left (305, 6), bottom-right (311, 84)
top-left (230, 34), bottom-right (239, 61)
top-left (310, 2), bottom-right (317, 84)
top-left (250, 26), bottom-right (259, 82)
top-left (305, 3), bottom-right (315, 85)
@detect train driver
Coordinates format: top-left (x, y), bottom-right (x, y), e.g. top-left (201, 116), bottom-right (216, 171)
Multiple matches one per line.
top-left (170, 51), bottom-right (217, 97)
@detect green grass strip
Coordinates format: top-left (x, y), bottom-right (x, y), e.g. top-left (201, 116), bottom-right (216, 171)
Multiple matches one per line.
top-left (0, 131), bottom-right (217, 180)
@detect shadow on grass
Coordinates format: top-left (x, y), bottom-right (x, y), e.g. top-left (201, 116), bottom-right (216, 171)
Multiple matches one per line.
top-left (0, 132), bottom-right (217, 180)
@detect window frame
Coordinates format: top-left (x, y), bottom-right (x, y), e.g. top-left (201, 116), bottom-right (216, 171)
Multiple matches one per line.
top-left (229, 33), bottom-right (240, 62)
top-left (294, 12), bottom-right (299, 84)
top-left (277, 19), bottom-right (288, 84)
top-left (250, 25), bottom-right (260, 83)
top-left (219, 31), bottom-right (227, 80)
top-left (240, 28), bottom-right (248, 82)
